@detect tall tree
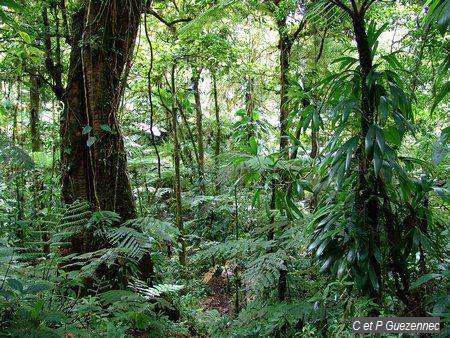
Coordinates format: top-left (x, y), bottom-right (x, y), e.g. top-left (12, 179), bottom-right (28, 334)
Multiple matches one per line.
top-left (43, 1), bottom-right (143, 222)
top-left (212, 72), bottom-right (221, 193)
top-left (192, 68), bottom-right (205, 194)
top-left (268, 0), bottom-right (307, 302)
top-left (171, 63), bottom-right (187, 266)
top-left (29, 75), bottom-right (41, 152)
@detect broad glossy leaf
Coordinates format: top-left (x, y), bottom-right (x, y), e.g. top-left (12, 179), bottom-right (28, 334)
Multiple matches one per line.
top-left (87, 136), bottom-right (96, 147)
top-left (411, 273), bottom-right (443, 290)
top-left (82, 125), bottom-right (92, 135)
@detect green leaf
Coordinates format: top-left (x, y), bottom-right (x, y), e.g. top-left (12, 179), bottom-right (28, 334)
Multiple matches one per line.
top-left (378, 96), bottom-right (388, 122)
top-left (252, 189), bottom-right (261, 207)
top-left (433, 187), bottom-right (450, 205)
top-left (18, 31), bottom-right (31, 44)
top-left (296, 182), bottom-right (304, 199)
top-left (87, 136), bottom-right (96, 147)
top-left (316, 239), bottom-right (329, 258)
top-left (26, 283), bottom-right (50, 294)
top-left (0, 0), bottom-right (22, 11)
top-left (0, 8), bottom-right (10, 24)
top-left (99, 290), bottom-right (136, 304)
top-left (384, 126), bottom-right (403, 146)
top-left (368, 265), bottom-right (379, 291)
top-left (373, 148), bottom-right (382, 175)
top-left (179, 0), bottom-right (237, 37)
top-left (365, 125), bottom-right (375, 153)
top-left (411, 273), bottom-right (443, 289)
top-left (319, 257), bottom-right (333, 273)
top-left (430, 81), bottom-right (450, 114)
top-left (100, 124), bottom-right (112, 133)
top-left (7, 278), bottom-right (23, 292)
top-left (375, 128), bottom-right (385, 155)
top-left (82, 125), bottom-right (92, 134)
top-left (345, 147), bottom-right (352, 171)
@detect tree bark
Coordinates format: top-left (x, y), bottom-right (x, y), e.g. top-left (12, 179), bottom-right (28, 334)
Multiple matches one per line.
top-left (12, 80), bottom-right (21, 144)
top-left (29, 74), bottom-right (48, 254)
top-left (273, 15), bottom-right (293, 303)
top-left (192, 69), bottom-right (205, 194)
top-left (351, 12), bottom-right (382, 309)
top-left (277, 18), bottom-right (291, 157)
top-left (310, 130), bottom-right (318, 159)
top-left (30, 75), bottom-right (41, 152)
top-left (245, 76), bottom-right (255, 141)
top-left (61, 0), bottom-right (141, 221)
top-left (212, 73), bottom-right (221, 193)
top-left (171, 64), bottom-right (186, 266)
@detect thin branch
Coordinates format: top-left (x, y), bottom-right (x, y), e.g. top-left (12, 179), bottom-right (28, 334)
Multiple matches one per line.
top-left (42, 2), bottom-right (64, 100)
top-left (291, 19), bottom-right (307, 41)
top-left (361, 0), bottom-right (376, 15)
top-left (329, 0), bottom-right (354, 17)
top-left (144, 12), bottom-right (162, 180)
top-left (147, 8), bottom-right (191, 30)
top-left (315, 26), bottom-right (329, 63)
top-left (349, 0), bottom-right (358, 13)
top-left (147, 8), bottom-right (171, 27)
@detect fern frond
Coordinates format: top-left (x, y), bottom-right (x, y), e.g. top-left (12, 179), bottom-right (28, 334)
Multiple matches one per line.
top-left (129, 279), bottom-right (184, 300)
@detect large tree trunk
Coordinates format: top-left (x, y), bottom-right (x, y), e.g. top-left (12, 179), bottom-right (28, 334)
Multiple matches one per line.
top-left (61, 0), bottom-right (141, 221)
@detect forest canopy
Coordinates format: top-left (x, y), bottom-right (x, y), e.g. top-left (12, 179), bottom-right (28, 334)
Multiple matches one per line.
top-left (0, 0), bottom-right (448, 336)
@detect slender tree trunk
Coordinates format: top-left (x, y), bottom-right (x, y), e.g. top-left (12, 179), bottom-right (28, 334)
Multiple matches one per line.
top-left (171, 64), bottom-right (186, 266)
top-left (12, 80), bottom-right (21, 144)
top-left (192, 69), bottom-right (205, 194)
top-left (15, 174), bottom-right (25, 248)
top-left (212, 73), bottom-right (221, 193)
top-left (144, 16), bottom-right (161, 180)
top-left (30, 75), bottom-right (41, 152)
top-left (310, 130), bottom-right (318, 158)
top-left (278, 18), bottom-right (291, 157)
top-left (11, 80), bottom-right (25, 247)
top-left (268, 16), bottom-right (293, 303)
top-left (29, 75), bottom-right (48, 254)
top-left (61, 0), bottom-right (141, 222)
top-left (382, 190), bottom-right (425, 316)
top-left (277, 17), bottom-right (292, 302)
top-left (245, 76), bottom-right (255, 140)
top-left (351, 12), bottom-right (382, 309)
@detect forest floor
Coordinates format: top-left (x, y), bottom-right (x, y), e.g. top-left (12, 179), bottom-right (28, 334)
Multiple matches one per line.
top-left (200, 265), bottom-right (234, 316)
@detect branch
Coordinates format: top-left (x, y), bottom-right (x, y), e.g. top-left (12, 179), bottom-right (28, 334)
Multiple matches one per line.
top-left (349, 0), bottom-right (358, 13)
top-left (42, 3), bottom-right (64, 100)
top-left (147, 8), bottom-right (191, 30)
top-left (169, 17), bottom-right (192, 25)
top-left (59, 0), bottom-right (71, 44)
top-left (25, 69), bottom-right (64, 99)
top-left (329, 0), bottom-right (354, 17)
top-left (148, 8), bottom-right (171, 27)
top-left (315, 26), bottom-right (329, 63)
top-left (361, 0), bottom-right (376, 15)
top-left (291, 19), bottom-right (307, 41)
top-left (144, 11), bottom-right (162, 180)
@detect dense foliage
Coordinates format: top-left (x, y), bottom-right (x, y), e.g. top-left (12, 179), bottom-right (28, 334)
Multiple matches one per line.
top-left (0, 0), bottom-right (448, 336)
